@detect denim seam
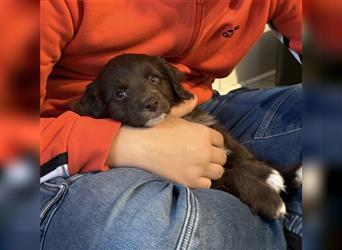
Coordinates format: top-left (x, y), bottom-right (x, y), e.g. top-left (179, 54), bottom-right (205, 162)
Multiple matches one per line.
top-left (284, 213), bottom-right (302, 237)
top-left (41, 181), bottom-right (62, 189)
top-left (210, 99), bottom-right (229, 117)
top-left (68, 173), bottom-right (86, 182)
top-left (288, 215), bottom-right (297, 231)
top-left (40, 184), bottom-right (67, 249)
top-left (255, 127), bottom-right (302, 140)
top-left (201, 99), bottom-right (219, 114)
top-left (186, 191), bottom-right (198, 250)
top-left (290, 215), bottom-right (302, 237)
top-left (189, 193), bottom-right (200, 250)
top-left (184, 189), bottom-right (198, 250)
top-left (242, 127), bottom-right (302, 145)
top-left (40, 187), bottom-right (59, 194)
top-left (176, 188), bottom-right (198, 250)
top-left (40, 184), bottom-right (67, 221)
top-left (255, 87), bottom-right (298, 138)
top-left (40, 183), bottom-right (68, 250)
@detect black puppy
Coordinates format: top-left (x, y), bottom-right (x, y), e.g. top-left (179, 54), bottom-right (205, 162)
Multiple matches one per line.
top-left (73, 53), bottom-right (299, 219)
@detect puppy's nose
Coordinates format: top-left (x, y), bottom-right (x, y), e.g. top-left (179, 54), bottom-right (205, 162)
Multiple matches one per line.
top-left (143, 96), bottom-right (159, 112)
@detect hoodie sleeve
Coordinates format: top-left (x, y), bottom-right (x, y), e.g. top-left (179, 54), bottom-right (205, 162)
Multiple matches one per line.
top-left (41, 112), bottom-right (120, 176)
top-left (269, 0), bottom-right (302, 62)
top-left (40, 1), bottom-right (121, 178)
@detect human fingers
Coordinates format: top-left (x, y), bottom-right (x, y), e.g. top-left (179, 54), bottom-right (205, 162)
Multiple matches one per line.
top-left (209, 128), bottom-right (225, 148)
top-left (210, 146), bottom-right (228, 165)
top-left (170, 95), bottom-right (197, 117)
top-left (203, 163), bottom-right (225, 180)
top-left (191, 177), bottom-right (212, 189)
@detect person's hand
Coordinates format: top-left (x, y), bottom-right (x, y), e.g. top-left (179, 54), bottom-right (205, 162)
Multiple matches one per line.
top-left (170, 95), bottom-right (198, 117)
top-left (106, 115), bottom-right (226, 189)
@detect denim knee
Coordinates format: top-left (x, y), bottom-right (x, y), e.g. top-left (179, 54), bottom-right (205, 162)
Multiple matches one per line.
top-left (41, 168), bottom-right (197, 249)
top-left (41, 168), bottom-right (286, 249)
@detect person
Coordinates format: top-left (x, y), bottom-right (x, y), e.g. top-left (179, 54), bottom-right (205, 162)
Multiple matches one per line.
top-left (40, 1), bottom-right (302, 249)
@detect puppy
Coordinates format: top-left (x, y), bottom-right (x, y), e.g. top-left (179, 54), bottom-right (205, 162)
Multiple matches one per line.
top-left (73, 53), bottom-right (299, 219)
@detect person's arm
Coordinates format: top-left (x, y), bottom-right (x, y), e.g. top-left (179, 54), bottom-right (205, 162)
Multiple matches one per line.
top-left (107, 114), bottom-right (226, 189)
top-left (41, 1), bottom-right (226, 187)
top-left (41, 1), bottom-right (121, 178)
top-left (41, 113), bottom-right (120, 176)
top-left (269, 0), bottom-right (302, 63)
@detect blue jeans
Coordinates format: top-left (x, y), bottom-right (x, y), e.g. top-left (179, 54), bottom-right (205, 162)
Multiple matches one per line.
top-left (40, 85), bottom-right (302, 249)
top-left (200, 85), bottom-right (302, 238)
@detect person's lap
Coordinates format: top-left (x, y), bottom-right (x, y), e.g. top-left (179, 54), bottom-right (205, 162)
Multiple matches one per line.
top-left (200, 84), bottom-right (302, 169)
top-left (40, 85), bottom-right (302, 249)
top-left (200, 84), bottom-right (302, 238)
top-left (41, 168), bottom-right (286, 250)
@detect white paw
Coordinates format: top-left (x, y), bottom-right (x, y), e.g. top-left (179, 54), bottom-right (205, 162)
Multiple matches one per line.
top-left (295, 166), bottom-right (302, 185)
top-left (275, 202), bottom-right (287, 218)
top-left (266, 170), bottom-right (285, 193)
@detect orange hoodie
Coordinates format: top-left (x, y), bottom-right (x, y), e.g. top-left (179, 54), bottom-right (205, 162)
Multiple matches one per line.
top-left (40, 0), bottom-right (301, 180)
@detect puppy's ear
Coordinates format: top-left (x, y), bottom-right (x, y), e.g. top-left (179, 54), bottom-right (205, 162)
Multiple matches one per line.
top-left (72, 81), bottom-right (107, 118)
top-left (157, 58), bottom-right (193, 101)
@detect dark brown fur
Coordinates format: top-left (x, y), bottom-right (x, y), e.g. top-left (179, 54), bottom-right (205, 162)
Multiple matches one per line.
top-left (73, 53), bottom-right (298, 219)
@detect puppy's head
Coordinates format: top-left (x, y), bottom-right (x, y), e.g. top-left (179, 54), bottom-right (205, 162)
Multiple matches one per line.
top-left (73, 53), bottom-right (193, 127)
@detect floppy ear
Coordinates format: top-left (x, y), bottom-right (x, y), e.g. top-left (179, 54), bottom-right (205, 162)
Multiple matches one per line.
top-left (157, 58), bottom-right (193, 101)
top-left (72, 82), bottom-right (108, 118)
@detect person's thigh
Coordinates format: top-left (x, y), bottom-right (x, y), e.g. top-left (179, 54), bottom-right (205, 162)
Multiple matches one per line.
top-left (201, 84), bottom-right (302, 169)
top-left (40, 168), bottom-right (286, 250)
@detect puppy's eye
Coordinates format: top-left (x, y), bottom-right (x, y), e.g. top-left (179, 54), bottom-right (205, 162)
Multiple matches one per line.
top-left (115, 89), bottom-right (128, 100)
top-left (148, 74), bottom-right (160, 84)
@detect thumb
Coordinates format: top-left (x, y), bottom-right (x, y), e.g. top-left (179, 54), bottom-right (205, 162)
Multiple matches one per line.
top-left (170, 95), bottom-right (198, 117)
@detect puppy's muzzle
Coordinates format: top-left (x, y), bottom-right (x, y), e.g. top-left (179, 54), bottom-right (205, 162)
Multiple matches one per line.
top-left (143, 95), bottom-right (161, 113)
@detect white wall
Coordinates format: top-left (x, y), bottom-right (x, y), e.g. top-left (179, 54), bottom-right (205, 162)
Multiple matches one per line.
top-left (213, 26), bottom-right (278, 94)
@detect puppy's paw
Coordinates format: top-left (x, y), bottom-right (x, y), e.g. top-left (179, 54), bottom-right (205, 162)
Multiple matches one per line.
top-left (279, 164), bottom-right (302, 190)
top-left (266, 169), bottom-right (286, 193)
top-left (275, 201), bottom-right (287, 219)
top-left (237, 174), bottom-right (287, 219)
top-left (249, 187), bottom-right (287, 219)
top-left (295, 166), bottom-right (302, 185)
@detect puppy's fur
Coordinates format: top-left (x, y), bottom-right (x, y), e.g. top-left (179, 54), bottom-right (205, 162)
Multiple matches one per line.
top-left (73, 54), bottom-right (300, 219)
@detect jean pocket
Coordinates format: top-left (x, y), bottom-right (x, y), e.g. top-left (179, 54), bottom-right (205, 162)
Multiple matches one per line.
top-left (40, 179), bottom-right (69, 249)
top-left (254, 85), bottom-right (302, 139)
